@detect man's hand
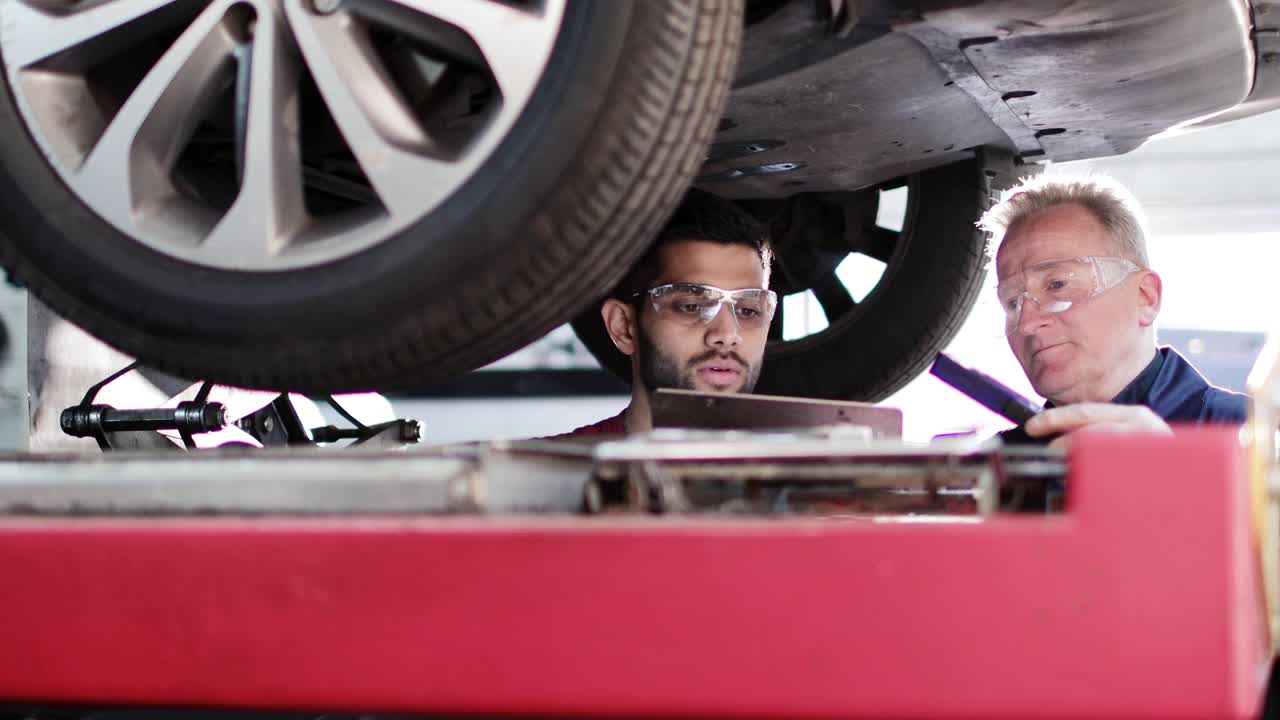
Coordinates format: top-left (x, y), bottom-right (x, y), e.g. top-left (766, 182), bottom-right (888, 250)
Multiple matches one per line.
top-left (1024, 403), bottom-right (1173, 449)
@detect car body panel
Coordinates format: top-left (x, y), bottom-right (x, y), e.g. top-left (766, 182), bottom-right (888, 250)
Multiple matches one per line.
top-left (705, 0), bottom-right (1262, 198)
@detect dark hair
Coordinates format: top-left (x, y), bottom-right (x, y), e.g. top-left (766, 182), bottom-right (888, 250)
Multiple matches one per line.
top-left (613, 189), bottom-right (773, 300)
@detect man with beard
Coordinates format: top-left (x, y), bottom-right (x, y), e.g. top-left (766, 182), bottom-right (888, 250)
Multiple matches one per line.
top-left (561, 190), bottom-right (775, 436)
top-left (981, 174), bottom-right (1247, 447)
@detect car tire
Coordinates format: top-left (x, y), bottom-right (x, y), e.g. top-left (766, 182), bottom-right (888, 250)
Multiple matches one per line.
top-left (0, 0), bottom-right (742, 392)
top-left (572, 158), bottom-right (991, 402)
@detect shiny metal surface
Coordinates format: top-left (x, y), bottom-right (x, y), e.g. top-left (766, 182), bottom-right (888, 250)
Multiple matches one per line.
top-left (1, 0), bottom-right (565, 270)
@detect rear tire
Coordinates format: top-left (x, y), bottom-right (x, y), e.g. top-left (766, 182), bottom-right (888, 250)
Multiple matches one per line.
top-left (756, 160), bottom-right (990, 400)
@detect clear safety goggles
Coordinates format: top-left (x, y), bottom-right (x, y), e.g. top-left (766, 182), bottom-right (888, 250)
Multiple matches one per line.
top-left (997, 255), bottom-right (1140, 330)
top-left (636, 283), bottom-right (778, 329)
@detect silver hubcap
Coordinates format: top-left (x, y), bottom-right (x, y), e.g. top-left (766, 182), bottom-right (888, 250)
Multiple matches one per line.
top-left (2, 0), bottom-right (566, 271)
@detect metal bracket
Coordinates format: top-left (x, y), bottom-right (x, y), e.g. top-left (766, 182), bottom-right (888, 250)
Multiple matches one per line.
top-left (59, 363), bottom-right (226, 451)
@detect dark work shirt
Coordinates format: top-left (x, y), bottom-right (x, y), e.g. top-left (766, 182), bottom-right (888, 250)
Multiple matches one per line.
top-left (1111, 347), bottom-right (1165, 407)
top-left (552, 410), bottom-right (628, 439)
top-left (1000, 346), bottom-right (1249, 445)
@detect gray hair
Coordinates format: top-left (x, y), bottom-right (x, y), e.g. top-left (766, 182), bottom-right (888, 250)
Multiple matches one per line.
top-left (978, 174), bottom-right (1151, 268)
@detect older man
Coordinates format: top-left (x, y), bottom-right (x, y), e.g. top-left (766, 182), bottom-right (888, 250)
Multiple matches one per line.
top-left (979, 175), bottom-right (1247, 446)
top-left (560, 190), bottom-right (775, 436)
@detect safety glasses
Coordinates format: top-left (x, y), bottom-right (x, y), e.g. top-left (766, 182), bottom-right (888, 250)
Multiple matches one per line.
top-left (635, 283), bottom-right (778, 329)
top-left (997, 255), bottom-right (1140, 331)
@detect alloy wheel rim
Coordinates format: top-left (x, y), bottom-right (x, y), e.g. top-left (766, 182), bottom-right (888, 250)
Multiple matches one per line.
top-left (2, 0), bottom-right (566, 271)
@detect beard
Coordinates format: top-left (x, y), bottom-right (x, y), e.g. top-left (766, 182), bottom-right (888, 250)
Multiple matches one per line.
top-left (635, 325), bottom-right (760, 394)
